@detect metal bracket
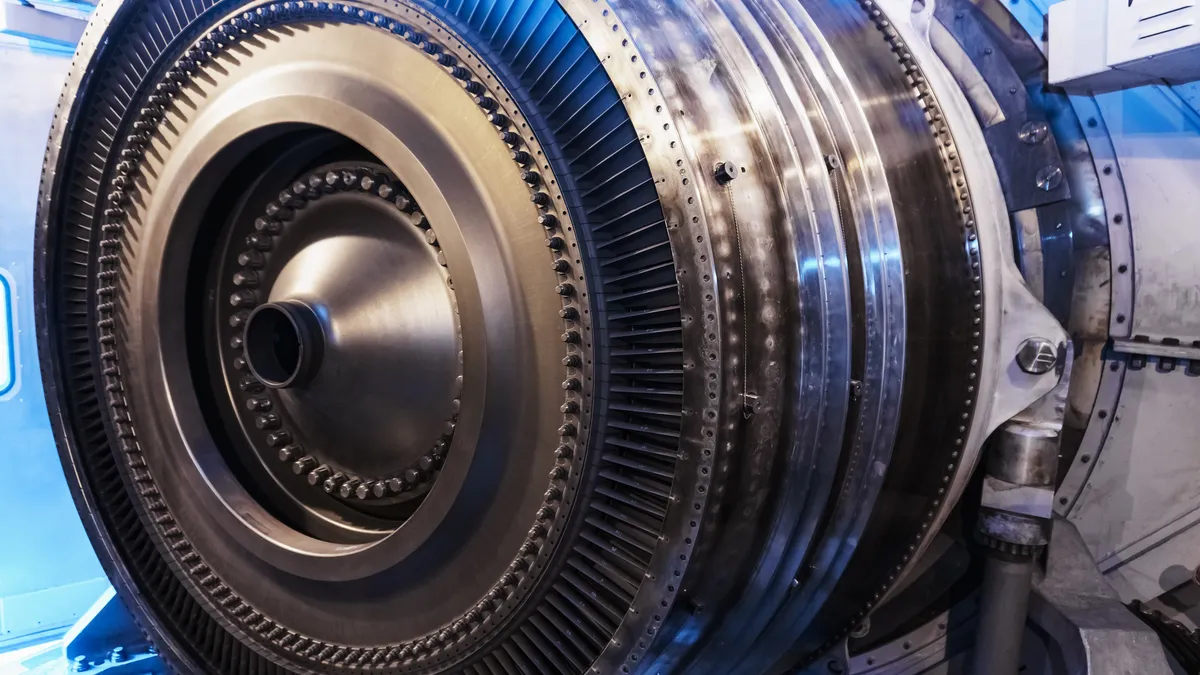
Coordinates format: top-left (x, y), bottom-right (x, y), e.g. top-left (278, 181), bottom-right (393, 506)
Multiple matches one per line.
top-left (1029, 518), bottom-right (1175, 675)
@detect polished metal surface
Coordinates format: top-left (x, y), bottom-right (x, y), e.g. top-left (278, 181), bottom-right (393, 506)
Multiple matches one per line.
top-left (261, 195), bottom-right (460, 478)
top-left (33, 0), bottom-right (1177, 672)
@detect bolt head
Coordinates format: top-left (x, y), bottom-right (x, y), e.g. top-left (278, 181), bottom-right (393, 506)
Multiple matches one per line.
top-left (1035, 165), bottom-right (1064, 192)
top-left (1016, 338), bottom-right (1058, 374)
top-left (1019, 120), bottom-right (1049, 145)
top-left (713, 160), bottom-right (738, 184)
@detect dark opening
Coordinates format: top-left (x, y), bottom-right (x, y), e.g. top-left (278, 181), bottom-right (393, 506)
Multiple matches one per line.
top-left (245, 304), bottom-right (302, 387)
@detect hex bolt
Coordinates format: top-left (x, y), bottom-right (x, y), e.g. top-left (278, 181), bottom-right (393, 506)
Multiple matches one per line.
top-left (232, 270), bottom-right (259, 288)
top-left (1035, 165), bottom-right (1063, 192)
top-left (1019, 120), bottom-right (1049, 145)
top-left (307, 465), bottom-right (331, 485)
top-left (324, 473), bottom-right (346, 493)
top-left (266, 431), bottom-right (291, 447)
top-left (109, 647), bottom-right (126, 663)
top-left (253, 218), bottom-right (280, 235)
top-left (292, 456), bottom-right (317, 475)
top-left (537, 213), bottom-right (558, 228)
top-left (230, 290), bottom-right (257, 307)
top-left (237, 250), bottom-right (264, 268)
top-left (340, 479), bottom-right (362, 499)
top-left (1015, 337), bottom-right (1058, 374)
top-left (245, 397), bottom-right (272, 412)
top-left (246, 232), bottom-right (273, 249)
top-left (713, 160), bottom-right (738, 184)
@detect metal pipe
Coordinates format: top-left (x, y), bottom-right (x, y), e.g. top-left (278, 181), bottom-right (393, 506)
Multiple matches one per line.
top-left (972, 554), bottom-right (1035, 675)
top-left (973, 419), bottom-right (1062, 674)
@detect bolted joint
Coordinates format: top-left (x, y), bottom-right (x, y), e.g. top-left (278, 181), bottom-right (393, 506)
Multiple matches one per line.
top-left (713, 160), bottom-right (738, 184)
top-left (1015, 337), bottom-right (1058, 374)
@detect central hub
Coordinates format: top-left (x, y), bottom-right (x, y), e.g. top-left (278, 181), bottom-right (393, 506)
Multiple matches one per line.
top-left (244, 301), bottom-right (323, 389)
top-left (219, 163), bottom-right (461, 502)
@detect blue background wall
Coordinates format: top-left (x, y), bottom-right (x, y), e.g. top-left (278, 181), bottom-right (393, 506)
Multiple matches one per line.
top-left (0, 43), bottom-right (106, 651)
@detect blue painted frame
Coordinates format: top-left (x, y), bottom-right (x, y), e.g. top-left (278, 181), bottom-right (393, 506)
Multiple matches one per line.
top-left (0, 266), bottom-right (16, 399)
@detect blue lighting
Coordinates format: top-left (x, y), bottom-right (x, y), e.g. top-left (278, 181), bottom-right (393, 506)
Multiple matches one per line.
top-left (0, 268), bottom-right (14, 399)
